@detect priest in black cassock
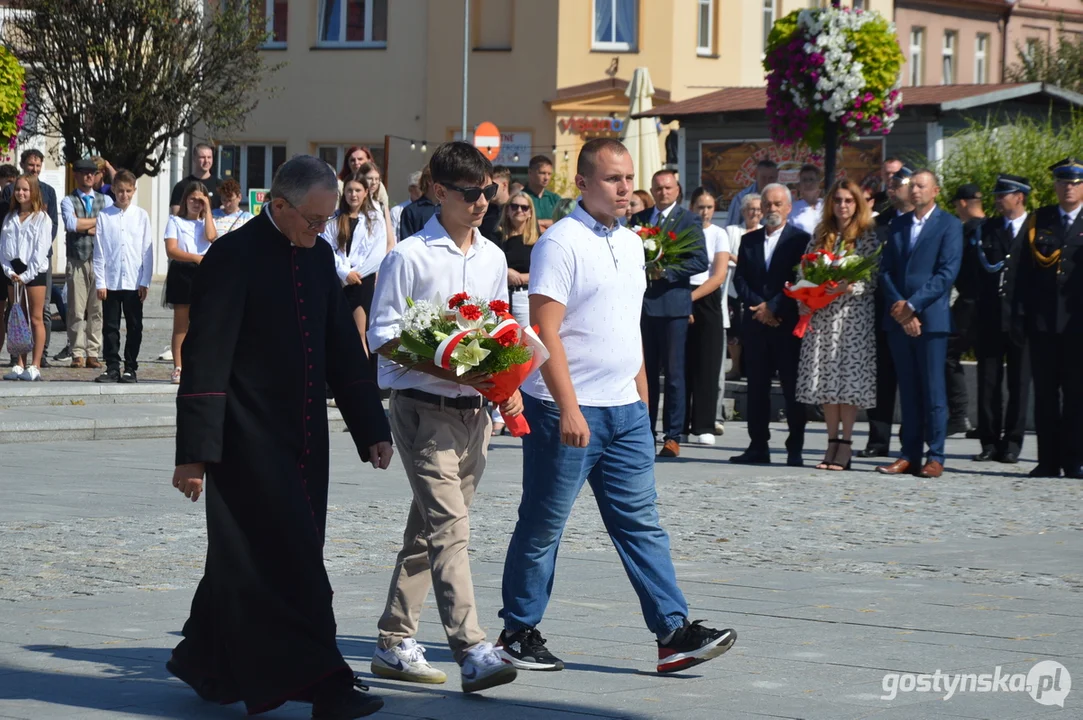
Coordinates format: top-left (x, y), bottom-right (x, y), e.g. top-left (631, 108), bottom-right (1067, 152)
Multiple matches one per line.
top-left (168, 155), bottom-right (394, 720)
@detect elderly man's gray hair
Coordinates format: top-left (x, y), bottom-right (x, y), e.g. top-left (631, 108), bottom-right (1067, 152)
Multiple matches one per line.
top-left (407, 170), bottom-right (423, 188)
top-left (269, 154), bottom-right (339, 206)
top-left (740, 192), bottom-right (761, 211)
top-left (760, 183), bottom-right (792, 203)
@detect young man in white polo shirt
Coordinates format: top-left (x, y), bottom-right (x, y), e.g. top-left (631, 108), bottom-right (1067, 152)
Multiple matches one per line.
top-left (496, 138), bottom-right (737, 674)
top-left (367, 141), bottom-right (520, 694)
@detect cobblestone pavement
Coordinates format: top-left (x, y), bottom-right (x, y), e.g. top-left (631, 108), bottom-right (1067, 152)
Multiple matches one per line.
top-left (1, 426), bottom-right (1081, 719)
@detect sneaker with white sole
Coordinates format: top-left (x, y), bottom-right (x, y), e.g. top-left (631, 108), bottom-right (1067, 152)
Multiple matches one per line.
top-left (685, 433), bottom-right (716, 445)
top-left (657, 620), bottom-right (736, 674)
top-left (460, 641), bottom-right (516, 693)
top-left (370, 638), bottom-right (446, 684)
top-left (496, 627), bottom-right (564, 671)
top-left (3, 365), bottom-right (25, 381)
top-left (20, 365), bottom-right (42, 381)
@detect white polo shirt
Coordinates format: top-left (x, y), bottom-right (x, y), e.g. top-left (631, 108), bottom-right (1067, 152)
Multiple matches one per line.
top-left (523, 201), bottom-right (647, 407)
top-left (367, 213), bottom-right (508, 398)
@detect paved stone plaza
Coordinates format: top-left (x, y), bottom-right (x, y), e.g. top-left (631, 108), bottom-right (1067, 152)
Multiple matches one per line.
top-left (1, 424), bottom-right (1081, 719)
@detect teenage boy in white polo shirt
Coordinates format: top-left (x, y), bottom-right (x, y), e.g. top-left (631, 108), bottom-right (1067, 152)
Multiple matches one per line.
top-left (367, 142), bottom-right (520, 694)
top-left (92, 169), bottom-right (152, 383)
top-left (496, 138), bottom-right (737, 674)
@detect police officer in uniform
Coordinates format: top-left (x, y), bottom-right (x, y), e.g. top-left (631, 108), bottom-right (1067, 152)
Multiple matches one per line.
top-left (972, 175), bottom-right (1032, 463)
top-left (947, 184), bottom-right (984, 438)
top-left (1014, 158), bottom-right (1083, 478)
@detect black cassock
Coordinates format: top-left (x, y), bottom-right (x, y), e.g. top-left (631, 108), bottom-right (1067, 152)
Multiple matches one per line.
top-left (173, 211), bottom-right (391, 714)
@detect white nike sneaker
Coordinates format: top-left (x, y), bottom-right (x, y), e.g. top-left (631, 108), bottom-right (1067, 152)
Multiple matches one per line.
top-left (686, 433), bottom-right (716, 446)
top-left (460, 641), bottom-right (516, 693)
top-left (20, 365), bottom-right (41, 382)
top-left (3, 365), bottom-right (25, 381)
top-left (371, 638), bottom-right (447, 684)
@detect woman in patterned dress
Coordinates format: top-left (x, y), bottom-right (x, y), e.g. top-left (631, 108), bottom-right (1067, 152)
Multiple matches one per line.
top-left (795, 179), bottom-right (880, 471)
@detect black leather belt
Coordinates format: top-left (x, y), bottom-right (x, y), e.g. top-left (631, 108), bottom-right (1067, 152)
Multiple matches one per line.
top-left (396, 388), bottom-right (486, 409)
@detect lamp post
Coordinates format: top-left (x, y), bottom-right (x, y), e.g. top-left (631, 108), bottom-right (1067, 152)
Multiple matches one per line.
top-left (461, 0), bottom-right (470, 141)
top-left (822, 0), bottom-right (842, 187)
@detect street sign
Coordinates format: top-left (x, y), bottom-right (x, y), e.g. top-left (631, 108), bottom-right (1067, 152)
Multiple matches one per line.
top-left (473, 121), bottom-right (501, 161)
top-left (248, 188), bottom-right (269, 215)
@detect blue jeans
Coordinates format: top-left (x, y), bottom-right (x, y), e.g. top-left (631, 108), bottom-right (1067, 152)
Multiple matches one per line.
top-left (500, 393), bottom-right (689, 638)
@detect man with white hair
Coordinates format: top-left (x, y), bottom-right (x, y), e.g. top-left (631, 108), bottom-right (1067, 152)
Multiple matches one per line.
top-left (390, 169), bottom-right (423, 241)
top-left (168, 154), bottom-right (394, 719)
top-left (730, 183), bottom-right (810, 466)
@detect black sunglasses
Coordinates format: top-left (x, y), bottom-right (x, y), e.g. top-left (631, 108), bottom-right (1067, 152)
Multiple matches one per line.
top-left (442, 182), bottom-right (498, 203)
top-left (508, 204), bottom-right (532, 213)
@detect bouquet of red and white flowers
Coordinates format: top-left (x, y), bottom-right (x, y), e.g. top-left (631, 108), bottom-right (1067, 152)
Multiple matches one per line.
top-left (783, 247), bottom-right (881, 338)
top-left (632, 222), bottom-right (702, 275)
top-left (386, 292), bottom-right (549, 436)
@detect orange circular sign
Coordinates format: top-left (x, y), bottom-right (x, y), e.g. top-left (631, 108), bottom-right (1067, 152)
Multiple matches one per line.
top-left (473, 121), bottom-right (501, 161)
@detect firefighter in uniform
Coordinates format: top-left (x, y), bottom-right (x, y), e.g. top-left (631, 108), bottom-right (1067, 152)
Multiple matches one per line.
top-left (1014, 158), bottom-right (1083, 478)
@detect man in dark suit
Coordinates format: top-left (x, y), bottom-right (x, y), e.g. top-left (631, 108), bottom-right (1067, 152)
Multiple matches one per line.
top-left (632, 169), bottom-right (707, 458)
top-left (877, 170), bottom-right (963, 479)
top-left (861, 166), bottom-right (914, 458)
top-left (971, 174), bottom-right (1032, 464)
top-left (1014, 158), bottom-right (1083, 478)
top-left (730, 183), bottom-right (809, 466)
top-left (946, 184), bottom-right (984, 439)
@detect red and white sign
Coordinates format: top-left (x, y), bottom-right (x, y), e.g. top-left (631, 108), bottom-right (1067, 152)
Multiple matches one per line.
top-left (473, 121), bottom-right (501, 161)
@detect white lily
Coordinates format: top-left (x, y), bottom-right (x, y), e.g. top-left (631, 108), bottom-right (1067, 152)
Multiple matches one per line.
top-left (450, 338), bottom-right (491, 375)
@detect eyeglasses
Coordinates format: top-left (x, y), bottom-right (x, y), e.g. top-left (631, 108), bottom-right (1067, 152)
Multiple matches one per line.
top-left (442, 182), bottom-right (499, 203)
top-left (508, 204), bottom-right (532, 213)
top-left (281, 197), bottom-right (335, 230)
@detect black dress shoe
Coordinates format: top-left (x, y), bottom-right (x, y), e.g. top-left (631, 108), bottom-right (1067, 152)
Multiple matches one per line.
top-left (1065, 466), bottom-right (1083, 480)
top-left (1028, 465), bottom-right (1061, 478)
top-left (998, 452), bottom-right (1019, 464)
top-left (972, 448), bottom-right (996, 462)
top-left (312, 685), bottom-right (384, 720)
top-left (786, 453), bottom-right (804, 467)
top-left (858, 446), bottom-right (888, 459)
top-left (965, 428), bottom-right (981, 439)
top-left (730, 450), bottom-right (771, 465)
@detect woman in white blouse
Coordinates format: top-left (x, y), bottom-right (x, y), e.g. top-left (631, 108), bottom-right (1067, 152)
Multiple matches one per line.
top-left (723, 193), bottom-right (763, 383)
top-left (322, 171), bottom-right (386, 357)
top-left (164, 182), bottom-right (217, 384)
top-left (356, 161), bottom-right (396, 249)
top-left (1, 175), bottom-right (53, 381)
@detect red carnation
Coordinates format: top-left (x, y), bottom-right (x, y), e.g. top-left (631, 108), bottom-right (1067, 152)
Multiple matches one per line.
top-left (458, 304), bottom-right (482, 321)
top-left (488, 299), bottom-right (509, 314)
top-left (448, 292), bottom-right (470, 309)
top-left (802, 253), bottom-right (819, 263)
top-left (496, 330), bottom-right (518, 347)
top-left (667, 231), bottom-right (677, 240)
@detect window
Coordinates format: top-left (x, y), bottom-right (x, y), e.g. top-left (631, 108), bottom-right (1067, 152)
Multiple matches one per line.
top-left (975, 33), bottom-right (988, 84)
top-left (942, 31), bottom-right (956, 84)
top-left (909, 27), bottom-right (925, 86)
top-left (257, 0), bottom-right (287, 47)
top-left (593, 0), bottom-right (637, 51)
top-left (763, 0), bottom-right (776, 56)
top-left (853, 0), bottom-right (865, 9)
top-left (473, 0), bottom-right (513, 51)
top-left (1024, 38), bottom-right (1039, 62)
top-left (319, 0), bottom-right (388, 47)
top-left (697, 0), bottom-right (714, 55)
top-left (217, 144), bottom-right (287, 208)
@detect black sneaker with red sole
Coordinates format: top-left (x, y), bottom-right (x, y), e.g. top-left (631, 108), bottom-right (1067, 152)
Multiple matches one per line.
top-left (656, 620), bottom-right (736, 674)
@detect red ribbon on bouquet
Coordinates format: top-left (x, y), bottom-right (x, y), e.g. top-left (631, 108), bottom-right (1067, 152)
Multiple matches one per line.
top-left (783, 280), bottom-right (844, 339)
top-left (432, 318), bottom-right (549, 437)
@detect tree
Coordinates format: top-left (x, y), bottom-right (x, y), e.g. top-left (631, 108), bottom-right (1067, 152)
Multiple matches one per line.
top-left (1006, 31), bottom-right (1083, 94)
top-left (6, 0), bottom-right (280, 177)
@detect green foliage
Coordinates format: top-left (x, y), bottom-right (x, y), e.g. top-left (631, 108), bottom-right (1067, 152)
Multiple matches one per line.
top-left (0, 46), bottom-right (26, 148)
top-left (1006, 32), bottom-right (1083, 94)
top-left (914, 111), bottom-right (1083, 214)
top-left (8, 0), bottom-right (281, 176)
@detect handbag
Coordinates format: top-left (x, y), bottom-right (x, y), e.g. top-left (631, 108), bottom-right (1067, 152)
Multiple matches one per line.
top-left (5, 282), bottom-right (33, 357)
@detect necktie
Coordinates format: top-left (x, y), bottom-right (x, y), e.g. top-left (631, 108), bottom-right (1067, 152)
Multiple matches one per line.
top-left (1065, 214), bottom-right (1072, 231)
top-left (83, 195), bottom-right (93, 215)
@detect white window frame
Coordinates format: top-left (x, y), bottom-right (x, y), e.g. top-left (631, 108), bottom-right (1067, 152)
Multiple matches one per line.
top-left (217, 143), bottom-right (286, 208)
top-left (975, 33), bottom-right (988, 84)
top-left (697, 0), bottom-right (714, 56)
top-left (592, 0), bottom-right (637, 52)
top-left (318, 0), bottom-right (387, 48)
top-left (762, 0), bottom-right (776, 58)
top-left (261, 0), bottom-right (286, 49)
top-left (909, 27), bottom-right (925, 87)
top-left (942, 31), bottom-right (956, 85)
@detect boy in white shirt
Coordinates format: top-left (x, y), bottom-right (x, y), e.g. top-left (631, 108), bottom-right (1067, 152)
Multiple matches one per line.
top-left (92, 170), bottom-right (152, 383)
top-left (367, 142), bottom-right (520, 694)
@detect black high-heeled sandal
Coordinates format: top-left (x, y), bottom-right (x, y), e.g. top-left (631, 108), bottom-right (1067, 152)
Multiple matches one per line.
top-left (816, 439), bottom-right (840, 470)
top-left (828, 439), bottom-right (853, 471)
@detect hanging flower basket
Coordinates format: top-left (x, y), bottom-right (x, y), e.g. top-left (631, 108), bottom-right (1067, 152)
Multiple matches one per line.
top-left (0, 46), bottom-right (26, 151)
top-left (764, 7), bottom-right (904, 150)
